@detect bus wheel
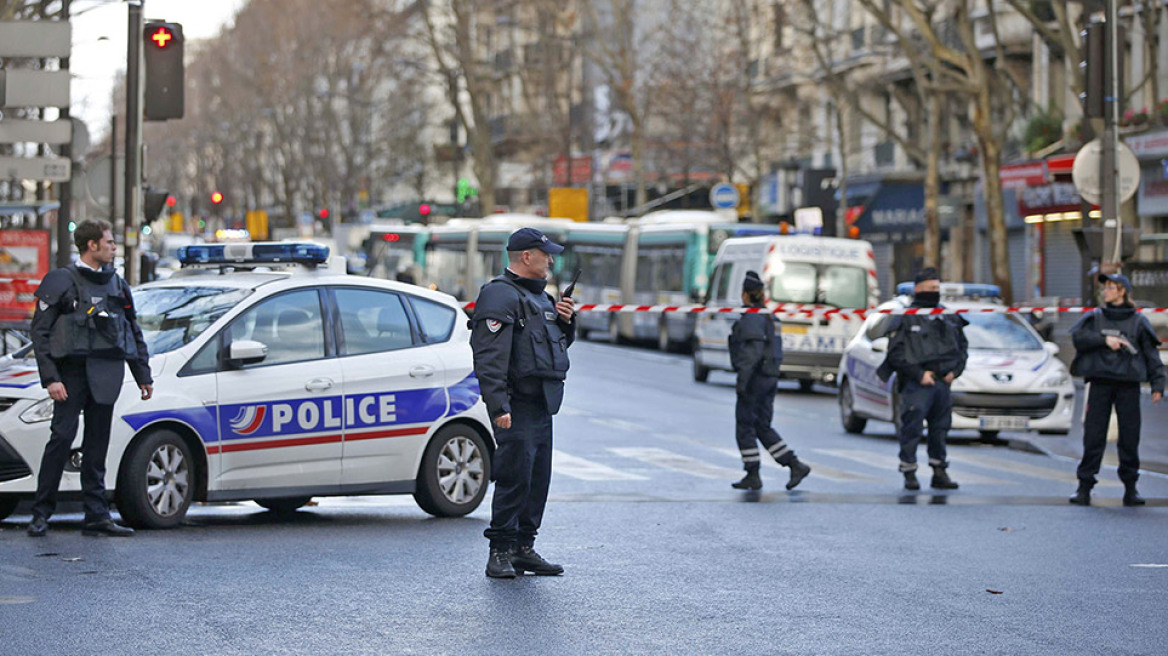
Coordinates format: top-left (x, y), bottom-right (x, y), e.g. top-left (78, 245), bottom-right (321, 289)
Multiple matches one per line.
top-left (607, 317), bottom-right (625, 345)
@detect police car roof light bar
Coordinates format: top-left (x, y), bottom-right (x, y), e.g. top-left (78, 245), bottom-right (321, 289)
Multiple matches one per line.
top-left (895, 282), bottom-right (1002, 300)
top-left (178, 242), bottom-right (331, 267)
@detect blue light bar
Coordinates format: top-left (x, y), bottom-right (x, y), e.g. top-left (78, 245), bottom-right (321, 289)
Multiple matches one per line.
top-left (178, 242), bottom-right (330, 266)
top-left (896, 282), bottom-right (1003, 299)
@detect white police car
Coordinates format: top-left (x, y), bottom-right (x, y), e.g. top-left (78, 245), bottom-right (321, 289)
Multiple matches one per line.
top-left (837, 283), bottom-right (1076, 439)
top-left (0, 243), bottom-right (493, 528)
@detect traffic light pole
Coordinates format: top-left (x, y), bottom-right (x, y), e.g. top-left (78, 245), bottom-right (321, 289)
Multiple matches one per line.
top-left (124, 0), bottom-right (144, 284)
top-left (55, 0), bottom-right (73, 268)
top-left (1100, 0), bottom-right (1120, 272)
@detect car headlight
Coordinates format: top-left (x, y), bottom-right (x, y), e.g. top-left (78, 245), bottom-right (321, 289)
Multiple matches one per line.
top-left (20, 398), bottom-right (54, 423)
top-left (1041, 371), bottom-right (1071, 388)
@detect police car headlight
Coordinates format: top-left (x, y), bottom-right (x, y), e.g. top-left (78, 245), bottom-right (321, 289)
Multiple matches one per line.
top-left (20, 398), bottom-right (55, 424)
top-left (1041, 372), bottom-right (1071, 388)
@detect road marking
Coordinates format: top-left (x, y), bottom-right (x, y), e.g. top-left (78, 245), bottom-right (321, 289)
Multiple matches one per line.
top-left (709, 446), bottom-right (881, 482)
top-left (609, 447), bottom-right (741, 479)
top-left (812, 448), bottom-right (1016, 486)
top-left (553, 450), bottom-right (648, 481)
top-left (1130, 564), bottom-right (1168, 568)
top-left (589, 417), bottom-right (649, 433)
top-left (951, 452), bottom-right (1122, 488)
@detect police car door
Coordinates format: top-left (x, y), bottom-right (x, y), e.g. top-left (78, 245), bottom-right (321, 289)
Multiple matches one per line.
top-left (329, 287), bottom-right (445, 486)
top-left (214, 289), bottom-right (344, 491)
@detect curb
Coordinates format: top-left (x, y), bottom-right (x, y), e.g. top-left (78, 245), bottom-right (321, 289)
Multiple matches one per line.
top-left (1005, 433), bottom-right (1168, 478)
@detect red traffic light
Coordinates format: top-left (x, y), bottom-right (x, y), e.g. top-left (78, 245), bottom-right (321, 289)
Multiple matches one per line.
top-left (418, 203), bottom-right (432, 217)
top-left (318, 208), bottom-right (330, 220)
top-left (150, 26), bottom-right (174, 48)
top-left (165, 195), bottom-right (177, 207)
top-left (210, 191), bottom-right (224, 205)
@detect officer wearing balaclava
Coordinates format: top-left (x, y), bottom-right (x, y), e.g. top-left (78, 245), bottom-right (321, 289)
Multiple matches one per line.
top-left (877, 268), bottom-right (968, 491)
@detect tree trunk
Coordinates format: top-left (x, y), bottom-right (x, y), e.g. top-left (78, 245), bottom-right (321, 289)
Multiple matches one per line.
top-left (978, 135), bottom-right (1014, 304)
top-left (924, 90), bottom-right (942, 269)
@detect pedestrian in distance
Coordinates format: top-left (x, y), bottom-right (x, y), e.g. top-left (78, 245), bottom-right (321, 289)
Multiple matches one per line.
top-left (1068, 273), bottom-right (1165, 506)
top-left (728, 271), bottom-right (811, 491)
top-left (26, 219), bottom-right (154, 538)
top-left (876, 268), bottom-right (968, 491)
top-left (469, 227), bottom-right (575, 578)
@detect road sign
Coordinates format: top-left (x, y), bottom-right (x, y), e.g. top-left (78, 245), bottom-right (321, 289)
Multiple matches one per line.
top-left (1072, 138), bottom-right (1141, 205)
top-left (0, 70), bottom-right (71, 108)
top-left (0, 21), bottom-right (71, 57)
top-left (0, 119), bottom-right (72, 144)
top-left (709, 183), bottom-right (740, 210)
top-left (549, 187), bottom-right (589, 222)
top-left (83, 155), bottom-right (125, 216)
top-left (0, 156), bottom-right (70, 182)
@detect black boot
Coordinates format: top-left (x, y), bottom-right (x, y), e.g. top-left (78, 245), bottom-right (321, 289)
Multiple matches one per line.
top-left (1069, 480), bottom-right (1093, 506)
top-left (511, 546), bottom-right (564, 576)
top-left (903, 471), bottom-right (920, 491)
top-left (731, 469), bottom-right (762, 490)
top-left (1123, 482), bottom-right (1146, 507)
top-left (26, 515), bottom-right (48, 538)
top-left (485, 547), bottom-right (516, 579)
top-left (786, 458), bottom-right (811, 490)
top-left (931, 467), bottom-right (959, 490)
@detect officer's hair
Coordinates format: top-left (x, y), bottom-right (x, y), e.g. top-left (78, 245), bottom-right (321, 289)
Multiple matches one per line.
top-left (744, 288), bottom-right (766, 305)
top-left (74, 219), bottom-right (112, 253)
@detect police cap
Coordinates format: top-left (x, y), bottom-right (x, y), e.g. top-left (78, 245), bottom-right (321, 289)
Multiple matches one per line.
top-left (1097, 272), bottom-right (1132, 292)
top-left (507, 227), bottom-right (564, 254)
top-left (914, 267), bottom-right (940, 284)
top-left (743, 270), bottom-right (764, 292)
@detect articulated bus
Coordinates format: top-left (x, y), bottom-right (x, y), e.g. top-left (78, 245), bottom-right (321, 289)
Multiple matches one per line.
top-left (365, 223), bottom-right (430, 281)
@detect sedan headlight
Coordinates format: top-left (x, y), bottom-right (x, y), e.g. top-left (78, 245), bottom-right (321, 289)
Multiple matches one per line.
top-left (20, 398), bottom-right (54, 423)
top-left (1041, 371), bottom-right (1071, 388)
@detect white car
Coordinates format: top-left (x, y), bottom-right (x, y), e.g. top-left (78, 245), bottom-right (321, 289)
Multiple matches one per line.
top-left (837, 294), bottom-right (1076, 439)
top-left (0, 243), bottom-right (493, 528)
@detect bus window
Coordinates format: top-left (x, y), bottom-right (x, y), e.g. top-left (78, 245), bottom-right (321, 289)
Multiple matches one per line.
top-left (820, 265), bottom-right (867, 308)
top-left (427, 247), bottom-right (468, 300)
top-left (573, 246), bottom-right (622, 290)
top-left (636, 247), bottom-right (685, 293)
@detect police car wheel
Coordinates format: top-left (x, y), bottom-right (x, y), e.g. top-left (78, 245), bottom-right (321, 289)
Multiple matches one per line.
top-left (254, 497), bottom-right (313, 514)
top-left (116, 430), bottom-right (195, 529)
top-left (839, 381), bottom-right (867, 434)
top-left (414, 425), bottom-right (490, 517)
top-left (0, 495), bottom-right (17, 521)
top-left (692, 348), bottom-right (710, 383)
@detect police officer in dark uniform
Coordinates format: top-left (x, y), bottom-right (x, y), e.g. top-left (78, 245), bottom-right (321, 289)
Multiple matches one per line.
top-left (877, 268), bottom-right (968, 491)
top-left (26, 219), bottom-right (154, 538)
top-left (1068, 273), bottom-right (1165, 506)
top-left (728, 271), bottom-right (811, 491)
top-left (470, 227), bottom-right (575, 578)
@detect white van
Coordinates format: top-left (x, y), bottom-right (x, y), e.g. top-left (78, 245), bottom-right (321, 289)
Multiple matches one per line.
top-left (692, 235), bottom-right (879, 390)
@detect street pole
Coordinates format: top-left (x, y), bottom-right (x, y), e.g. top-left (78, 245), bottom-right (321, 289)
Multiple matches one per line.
top-left (110, 113), bottom-right (117, 225)
top-left (1100, 0), bottom-right (1120, 273)
top-left (55, 0), bottom-right (73, 268)
top-left (124, 0), bottom-right (143, 284)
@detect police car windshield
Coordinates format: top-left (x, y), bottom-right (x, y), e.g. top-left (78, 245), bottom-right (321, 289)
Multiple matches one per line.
top-left (963, 313), bottom-right (1043, 350)
top-left (769, 264), bottom-right (867, 308)
top-left (134, 286), bottom-right (253, 355)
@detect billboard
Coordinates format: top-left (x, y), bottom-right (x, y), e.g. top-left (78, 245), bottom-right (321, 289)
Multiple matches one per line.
top-left (0, 230), bottom-right (50, 323)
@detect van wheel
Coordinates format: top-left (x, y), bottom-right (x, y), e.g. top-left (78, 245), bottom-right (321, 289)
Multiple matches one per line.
top-left (0, 495), bottom-right (17, 521)
top-left (798, 379), bottom-right (814, 393)
top-left (116, 429), bottom-right (195, 529)
top-left (839, 381), bottom-right (867, 434)
top-left (692, 347), bottom-right (710, 382)
top-left (607, 317), bottom-right (625, 345)
top-left (415, 424), bottom-right (490, 517)
top-left (255, 497), bottom-right (313, 514)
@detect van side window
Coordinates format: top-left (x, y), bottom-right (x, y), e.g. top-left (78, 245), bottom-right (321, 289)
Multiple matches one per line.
top-left (711, 264), bottom-right (733, 303)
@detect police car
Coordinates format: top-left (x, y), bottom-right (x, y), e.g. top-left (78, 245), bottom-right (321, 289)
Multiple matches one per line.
top-left (0, 243), bottom-right (493, 528)
top-left (837, 283), bottom-right (1076, 439)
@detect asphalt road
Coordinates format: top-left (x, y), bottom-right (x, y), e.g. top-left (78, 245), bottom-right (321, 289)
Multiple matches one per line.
top-left (2, 340), bottom-right (1166, 655)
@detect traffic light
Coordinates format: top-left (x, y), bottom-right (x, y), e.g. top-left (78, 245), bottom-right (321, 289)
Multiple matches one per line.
top-left (144, 187), bottom-right (170, 222)
top-left (166, 195), bottom-right (177, 208)
top-left (418, 203), bottom-right (432, 218)
top-left (210, 191), bottom-right (224, 205)
top-left (144, 22), bottom-right (185, 121)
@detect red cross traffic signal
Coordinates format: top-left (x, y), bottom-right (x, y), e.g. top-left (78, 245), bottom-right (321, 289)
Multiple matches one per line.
top-left (144, 22), bottom-right (185, 121)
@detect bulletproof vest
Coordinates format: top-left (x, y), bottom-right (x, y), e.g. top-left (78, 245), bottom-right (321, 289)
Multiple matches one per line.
top-left (48, 267), bottom-right (138, 360)
top-left (492, 277), bottom-right (570, 381)
top-left (1073, 308), bottom-right (1147, 381)
top-left (759, 314), bottom-right (783, 377)
top-left (902, 315), bottom-right (961, 366)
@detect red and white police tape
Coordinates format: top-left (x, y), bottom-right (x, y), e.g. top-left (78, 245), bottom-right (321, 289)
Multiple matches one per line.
top-left (459, 301), bottom-right (1168, 320)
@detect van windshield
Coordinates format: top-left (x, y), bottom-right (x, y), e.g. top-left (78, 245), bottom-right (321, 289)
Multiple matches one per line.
top-left (769, 264), bottom-right (867, 308)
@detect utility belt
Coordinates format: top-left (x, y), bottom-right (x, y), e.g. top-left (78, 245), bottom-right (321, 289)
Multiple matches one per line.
top-left (48, 268), bottom-right (137, 360)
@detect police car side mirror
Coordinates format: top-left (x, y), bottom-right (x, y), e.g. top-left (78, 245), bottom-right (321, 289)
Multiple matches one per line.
top-left (228, 340), bottom-right (269, 366)
top-left (1043, 341), bottom-right (1060, 356)
top-left (871, 337), bottom-right (890, 353)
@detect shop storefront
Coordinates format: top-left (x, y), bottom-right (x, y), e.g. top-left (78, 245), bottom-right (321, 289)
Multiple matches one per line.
top-left (1124, 129), bottom-right (1168, 262)
top-left (843, 175), bottom-right (930, 298)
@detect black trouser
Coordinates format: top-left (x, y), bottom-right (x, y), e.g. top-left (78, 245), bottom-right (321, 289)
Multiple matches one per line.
top-left (32, 362), bottom-right (116, 523)
top-left (735, 375), bottom-right (795, 471)
top-left (1077, 380), bottom-right (1141, 485)
top-left (897, 379), bottom-right (951, 473)
top-left (484, 396), bottom-right (553, 550)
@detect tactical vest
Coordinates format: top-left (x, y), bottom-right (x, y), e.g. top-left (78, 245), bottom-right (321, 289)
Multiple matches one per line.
top-left (759, 314), bottom-right (783, 377)
top-left (48, 267), bottom-right (138, 360)
top-left (1071, 308), bottom-right (1147, 382)
top-left (902, 315), bottom-right (962, 367)
top-left (491, 277), bottom-right (570, 381)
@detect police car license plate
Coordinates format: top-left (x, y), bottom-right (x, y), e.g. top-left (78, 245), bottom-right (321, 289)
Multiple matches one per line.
top-left (979, 416), bottom-right (1029, 430)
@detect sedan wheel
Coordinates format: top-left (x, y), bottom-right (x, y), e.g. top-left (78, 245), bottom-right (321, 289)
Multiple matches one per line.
top-left (839, 381), bottom-right (867, 434)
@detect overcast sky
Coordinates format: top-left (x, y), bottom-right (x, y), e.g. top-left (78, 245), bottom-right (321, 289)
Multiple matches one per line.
top-left (70, 0), bottom-right (247, 146)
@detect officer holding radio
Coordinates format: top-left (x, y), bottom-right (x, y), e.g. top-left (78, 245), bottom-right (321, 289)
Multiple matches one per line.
top-left (26, 220), bottom-right (153, 538)
top-left (470, 228), bottom-right (575, 579)
top-left (1068, 273), bottom-right (1165, 506)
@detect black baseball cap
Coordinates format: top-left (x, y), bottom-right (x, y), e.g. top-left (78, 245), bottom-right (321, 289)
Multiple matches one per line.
top-left (914, 267), bottom-right (940, 284)
top-left (507, 227), bottom-right (564, 254)
top-left (1097, 272), bottom-right (1132, 291)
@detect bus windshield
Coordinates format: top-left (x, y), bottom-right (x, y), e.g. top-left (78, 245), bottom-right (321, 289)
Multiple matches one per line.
top-left (769, 264), bottom-right (867, 308)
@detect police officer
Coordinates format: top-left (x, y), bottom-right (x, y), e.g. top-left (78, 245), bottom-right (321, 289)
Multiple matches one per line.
top-left (1068, 273), bottom-right (1165, 506)
top-left (728, 271), bottom-right (811, 491)
top-left (26, 220), bottom-right (153, 538)
top-left (877, 268), bottom-right (968, 491)
top-left (470, 227), bottom-right (575, 578)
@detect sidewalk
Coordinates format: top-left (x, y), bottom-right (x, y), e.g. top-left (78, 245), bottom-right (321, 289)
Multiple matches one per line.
top-left (1008, 382), bottom-right (1168, 476)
